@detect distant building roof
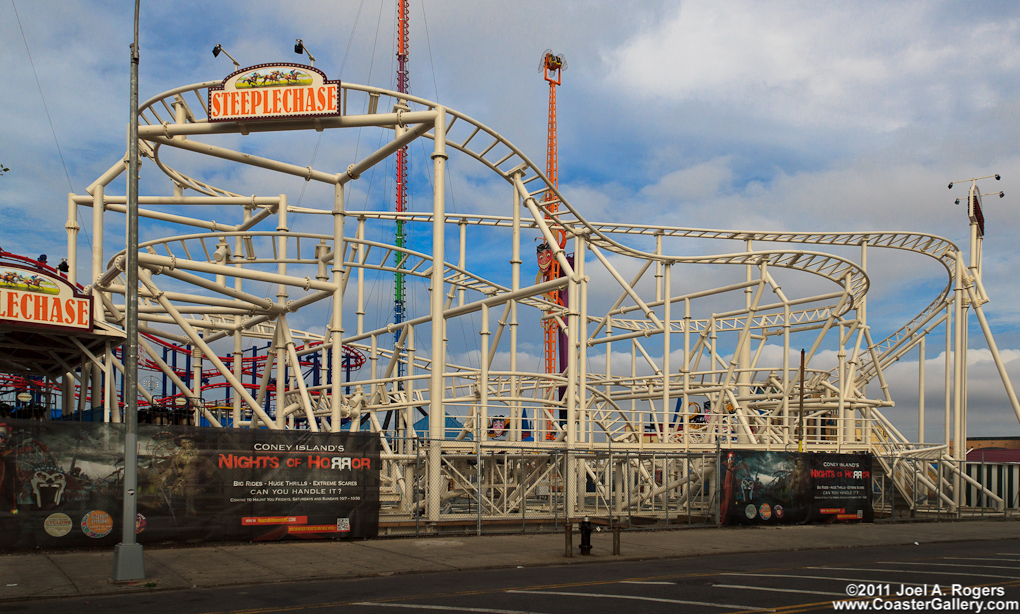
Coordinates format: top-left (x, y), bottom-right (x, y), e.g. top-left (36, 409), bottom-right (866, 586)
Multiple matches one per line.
top-left (969, 436), bottom-right (1020, 441)
top-left (967, 449), bottom-right (1020, 463)
top-left (413, 415), bottom-right (469, 440)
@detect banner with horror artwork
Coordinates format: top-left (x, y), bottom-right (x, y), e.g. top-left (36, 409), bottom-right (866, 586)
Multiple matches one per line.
top-left (718, 450), bottom-right (873, 525)
top-left (0, 419), bottom-right (379, 550)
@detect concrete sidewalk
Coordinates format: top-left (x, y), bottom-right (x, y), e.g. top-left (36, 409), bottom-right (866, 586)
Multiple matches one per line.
top-left (3, 520), bottom-right (1019, 602)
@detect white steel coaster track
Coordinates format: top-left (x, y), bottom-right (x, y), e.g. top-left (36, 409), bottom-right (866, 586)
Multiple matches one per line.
top-left (60, 77), bottom-right (1020, 524)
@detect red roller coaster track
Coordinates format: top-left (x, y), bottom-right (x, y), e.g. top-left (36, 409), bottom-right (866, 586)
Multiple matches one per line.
top-left (0, 251), bottom-right (366, 409)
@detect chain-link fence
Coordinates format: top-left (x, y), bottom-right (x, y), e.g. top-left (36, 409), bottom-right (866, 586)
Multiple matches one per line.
top-left (374, 444), bottom-right (1019, 536)
top-left (375, 438), bottom-right (721, 537)
top-left (871, 454), bottom-right (1019, 520)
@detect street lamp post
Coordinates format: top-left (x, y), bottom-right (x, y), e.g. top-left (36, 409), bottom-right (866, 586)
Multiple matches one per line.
top-left (111, 0), bottom-right (145, 581)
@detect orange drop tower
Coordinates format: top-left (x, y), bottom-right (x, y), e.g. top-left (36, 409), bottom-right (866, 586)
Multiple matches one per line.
top-left (537, 50), bottom-right (567, 439)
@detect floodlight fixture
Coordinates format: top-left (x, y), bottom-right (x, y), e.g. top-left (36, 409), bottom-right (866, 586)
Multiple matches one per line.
top-left (949, 174), bottom-right (1000, 188)
top-left (955, 198), bottom-right (961, 205)
top-left (294, 39), bottom-right (316, 67)
top-left (211, 44), bottom-right (240, 71)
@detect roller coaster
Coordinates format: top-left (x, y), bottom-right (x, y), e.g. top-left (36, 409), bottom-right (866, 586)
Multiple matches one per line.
top-left (29, 70), bottom-right (1019, 529)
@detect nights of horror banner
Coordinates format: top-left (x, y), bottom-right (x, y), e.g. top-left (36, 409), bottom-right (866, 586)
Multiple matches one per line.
top-left (719, 450), bottom-right (873, 526)
top-left (0, 419), bottom-right (380, 550)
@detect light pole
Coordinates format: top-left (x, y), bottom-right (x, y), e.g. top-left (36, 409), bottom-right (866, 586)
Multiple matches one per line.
top-left (798, 349), bottom-right (805, 453)
top-left (111, 0), bottom-right (145, 581)
top-left (294, 39), bottom-right (316, 66)
top-left (212, 44), bottom-right (240, 71)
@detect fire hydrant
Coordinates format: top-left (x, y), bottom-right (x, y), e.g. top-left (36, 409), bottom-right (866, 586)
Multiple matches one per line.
top-left (579, 517), bottom-right (593, 556)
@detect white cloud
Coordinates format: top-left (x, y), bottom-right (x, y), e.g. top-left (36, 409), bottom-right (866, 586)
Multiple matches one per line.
top-left (640, 157), bottom-right (733, 202)
top-left (607, 1), bottom-right (1020, 132)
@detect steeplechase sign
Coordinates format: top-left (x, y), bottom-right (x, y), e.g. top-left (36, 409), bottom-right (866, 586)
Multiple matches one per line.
top-left (0, 265), bottom-right (92, 332)
top-left (208, 63), bottom-right (340, 122)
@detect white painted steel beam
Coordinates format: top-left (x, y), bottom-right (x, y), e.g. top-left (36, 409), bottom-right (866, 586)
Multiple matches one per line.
top-left (57, 76), bottom-right (1020, 528)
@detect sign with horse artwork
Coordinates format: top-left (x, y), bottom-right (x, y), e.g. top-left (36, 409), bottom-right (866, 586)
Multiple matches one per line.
top-left (0, 265), bottom-right (92, 331)
top-left (208, 63), bottom-right (340, 123)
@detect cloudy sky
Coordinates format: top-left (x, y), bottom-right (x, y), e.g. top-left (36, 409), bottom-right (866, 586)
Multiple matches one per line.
top-left (2, 0), bottom-right (1020, 441)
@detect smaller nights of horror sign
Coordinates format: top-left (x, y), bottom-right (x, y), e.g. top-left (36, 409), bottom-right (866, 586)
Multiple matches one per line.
top-left (208, 63), bottom-right (340, 122)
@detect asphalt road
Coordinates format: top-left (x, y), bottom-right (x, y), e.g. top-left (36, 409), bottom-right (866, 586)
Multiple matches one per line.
top-left (9, 539), bottom-right (1020, 614)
